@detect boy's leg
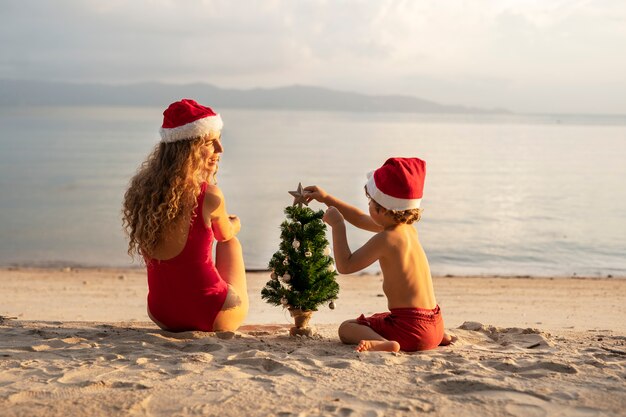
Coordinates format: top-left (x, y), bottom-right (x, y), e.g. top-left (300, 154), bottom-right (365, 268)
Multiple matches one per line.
top-left (213, 238), bottom-right (249, 331)
top-left (338, 320), bottom-right (400, 352)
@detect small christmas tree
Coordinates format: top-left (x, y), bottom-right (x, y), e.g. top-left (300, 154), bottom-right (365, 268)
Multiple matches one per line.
top-left (262, 183), bottom-right (339, 336)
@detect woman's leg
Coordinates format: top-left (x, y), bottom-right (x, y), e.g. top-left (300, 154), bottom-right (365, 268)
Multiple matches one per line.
top-left (212, 237), bottom-right (249, 331)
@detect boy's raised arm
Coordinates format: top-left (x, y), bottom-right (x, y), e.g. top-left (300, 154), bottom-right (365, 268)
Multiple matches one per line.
top-left (304, 185), bottom-right (383, 233)
top-left (323, 207), bottom-right (385, 274)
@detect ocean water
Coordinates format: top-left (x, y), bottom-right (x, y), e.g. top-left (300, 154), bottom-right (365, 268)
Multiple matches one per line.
top-left (1, 106), bottom-right (625, 277)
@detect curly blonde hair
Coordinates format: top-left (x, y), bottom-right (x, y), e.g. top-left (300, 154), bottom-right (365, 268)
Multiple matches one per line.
top-left (365, 187), bottom-right (423, 225)
top-left (122, 135), bottom-right (218, 259)
top-left (387, 207), bottom-right (423, 224)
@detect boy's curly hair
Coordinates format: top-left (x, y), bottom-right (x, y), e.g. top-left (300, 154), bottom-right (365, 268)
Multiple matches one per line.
top-left (122, 134), bottom-right (218, 260)
top-left (387, 207), bottom-right (423, 224)
top-left (365, 188), bottom-right (423, 224)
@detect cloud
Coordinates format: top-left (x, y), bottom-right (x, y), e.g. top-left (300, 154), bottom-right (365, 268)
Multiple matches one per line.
top-left (0, 0), bottom-right (625, 113)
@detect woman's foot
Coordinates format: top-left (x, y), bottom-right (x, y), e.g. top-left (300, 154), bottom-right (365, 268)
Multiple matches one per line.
top-left (356, 339), bottom-right (401, 352)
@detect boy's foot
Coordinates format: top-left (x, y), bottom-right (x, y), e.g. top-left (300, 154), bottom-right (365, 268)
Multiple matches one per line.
top-left (439, 332), bottom-right (457, 346)
top-left (356, 340), bottom-right (401, 352)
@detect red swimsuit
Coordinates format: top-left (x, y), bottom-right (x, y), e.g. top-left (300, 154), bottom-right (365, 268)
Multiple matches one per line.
top-left (146, 183), bottom-right (229, 332)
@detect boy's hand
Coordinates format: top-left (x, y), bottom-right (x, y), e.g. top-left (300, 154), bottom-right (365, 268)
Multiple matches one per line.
top-left (323, 206), bottom-right (344, 227)
top-left (303, 185), bottom-right (328, 204)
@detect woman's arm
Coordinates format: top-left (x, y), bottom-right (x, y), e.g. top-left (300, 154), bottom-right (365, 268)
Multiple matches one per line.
top-left (304, 185), bottom-right (383, 233)
top-left (203, 185), bottom-right (240, 241)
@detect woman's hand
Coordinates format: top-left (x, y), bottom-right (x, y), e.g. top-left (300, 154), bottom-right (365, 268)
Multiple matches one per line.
top-left (323, 206), bottom-right (344, 227)
top-left (303, 185), bottom-right (328, 204)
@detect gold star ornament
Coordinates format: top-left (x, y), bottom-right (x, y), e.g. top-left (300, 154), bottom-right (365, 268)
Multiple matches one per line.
top-left (288, 182), bottom-right (309, 207)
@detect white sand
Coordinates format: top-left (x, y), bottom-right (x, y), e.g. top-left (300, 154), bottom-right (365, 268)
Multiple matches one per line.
top-left (1, 267), bottom-right (625, 416)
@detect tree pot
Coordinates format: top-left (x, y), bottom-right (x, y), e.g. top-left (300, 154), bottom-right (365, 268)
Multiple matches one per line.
top-left (288, 308), bottom-right (314, 337)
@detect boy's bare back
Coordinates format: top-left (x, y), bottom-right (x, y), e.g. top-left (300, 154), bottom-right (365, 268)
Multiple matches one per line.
top-left (376, 223), bottom-right (438, 311)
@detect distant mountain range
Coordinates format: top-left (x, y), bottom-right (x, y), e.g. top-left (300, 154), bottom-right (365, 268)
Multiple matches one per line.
top-left (0, 79), bottom-right (510, 114)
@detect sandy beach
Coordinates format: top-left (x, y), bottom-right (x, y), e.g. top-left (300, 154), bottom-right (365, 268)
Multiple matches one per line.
top-left (1, 267), bottom-right (625, 416)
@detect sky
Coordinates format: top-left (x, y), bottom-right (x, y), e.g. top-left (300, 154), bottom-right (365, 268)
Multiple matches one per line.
top-left (1, 0), bottom-right (625, 114)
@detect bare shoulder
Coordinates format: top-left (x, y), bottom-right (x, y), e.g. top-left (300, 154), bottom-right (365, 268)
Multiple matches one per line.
top-left (203, 184), bottom-right (225, 213)
top-left (204, 183), bottom-right (224, 196)
top-left (379, 226), bottom-right (412, 249)
top-left (369, 229), bottom-right (395, 251)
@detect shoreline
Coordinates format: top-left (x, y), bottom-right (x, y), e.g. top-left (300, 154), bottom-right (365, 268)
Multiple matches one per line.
top-left (2, 265), bottom-right (624, 280)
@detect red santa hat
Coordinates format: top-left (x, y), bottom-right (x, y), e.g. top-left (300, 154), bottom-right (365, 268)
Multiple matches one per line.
top-left (159, 99), bottom-right (223, 143)
top-left (365, 157), bottom-right (426, 210)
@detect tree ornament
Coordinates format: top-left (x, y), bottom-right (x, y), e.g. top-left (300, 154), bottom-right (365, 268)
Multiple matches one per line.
top-left (292, 240), bottom-right (300, 249)
top-left (288, 182), bottom-right (309, 207)
top-left (283, 258), bottom-right (289, 266)
top-left (329, 300), bottom-right (335, 310)
top-left (323, 246), bottom-right (331, 256)
top-left (304, 251), bottom-right (312, 258)
top-left (271, 272), bottom-right (277, 280)
top-left (283, 273), bottom-right (291, 282)
top-left (328, 263), bottom-right (336, 272)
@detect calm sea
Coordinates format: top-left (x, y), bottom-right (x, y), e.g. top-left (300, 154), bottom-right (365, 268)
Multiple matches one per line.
top-left (1, 106), bottom-right (625, 277)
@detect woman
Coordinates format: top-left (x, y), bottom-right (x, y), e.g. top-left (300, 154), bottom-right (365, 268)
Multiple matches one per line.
top-left (122, 99), bottom-right (248, 332)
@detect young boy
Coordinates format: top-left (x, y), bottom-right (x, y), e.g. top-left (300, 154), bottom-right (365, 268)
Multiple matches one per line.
top-left (304, 157), bottom-right (452, 352)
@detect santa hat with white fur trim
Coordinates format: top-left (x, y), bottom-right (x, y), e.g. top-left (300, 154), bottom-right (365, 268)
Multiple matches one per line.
top-left (365, 157), bottom-right (426, 211)
top-left (160, 99), bottom-right (223, 143)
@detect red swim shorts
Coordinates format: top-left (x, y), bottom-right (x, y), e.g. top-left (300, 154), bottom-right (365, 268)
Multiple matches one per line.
top-left (356, 306), bottom-right (444, 352)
